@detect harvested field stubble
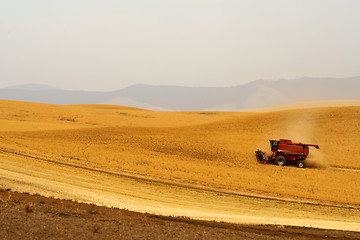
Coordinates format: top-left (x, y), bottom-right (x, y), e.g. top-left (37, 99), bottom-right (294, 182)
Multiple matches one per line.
top-left (0, 100), bottom-right (360, 205)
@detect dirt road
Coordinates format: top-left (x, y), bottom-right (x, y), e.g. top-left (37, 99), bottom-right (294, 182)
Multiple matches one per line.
top-left (0, 150), bottom-right (359, 232)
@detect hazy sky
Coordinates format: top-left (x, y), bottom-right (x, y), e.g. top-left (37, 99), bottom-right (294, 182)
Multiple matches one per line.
top-left (1, 0), bottom-right (360, 91)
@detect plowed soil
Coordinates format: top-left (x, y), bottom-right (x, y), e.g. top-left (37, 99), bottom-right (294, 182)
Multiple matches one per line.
top-left (1, 190), bottom-right (360, 240)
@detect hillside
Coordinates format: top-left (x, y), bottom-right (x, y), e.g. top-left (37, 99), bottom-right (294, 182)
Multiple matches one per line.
top-left (0, 100), bottom-right (359, 205)
top-left (1, 77), bottom-right (360, 111)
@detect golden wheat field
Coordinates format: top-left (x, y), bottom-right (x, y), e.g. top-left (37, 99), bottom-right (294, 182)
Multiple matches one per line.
top-left (0, 99), bottom-right (360, 205)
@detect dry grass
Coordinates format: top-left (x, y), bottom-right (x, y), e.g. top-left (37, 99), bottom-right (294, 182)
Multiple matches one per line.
top-left (0, 100), bottom-right (359, 204)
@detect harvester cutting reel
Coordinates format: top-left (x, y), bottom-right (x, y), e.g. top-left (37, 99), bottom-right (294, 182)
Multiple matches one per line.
top-left (256, 150), bottom-right (269, 164)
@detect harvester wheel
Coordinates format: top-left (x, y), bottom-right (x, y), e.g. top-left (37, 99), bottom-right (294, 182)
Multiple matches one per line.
top-left (275, 156), bottom-right (286, 166)
top-left (297, 160), bottom-right (305, 168)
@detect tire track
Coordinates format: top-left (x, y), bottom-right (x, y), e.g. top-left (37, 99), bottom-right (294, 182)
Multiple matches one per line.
top-left (329, 166), bottom-right (360, 173)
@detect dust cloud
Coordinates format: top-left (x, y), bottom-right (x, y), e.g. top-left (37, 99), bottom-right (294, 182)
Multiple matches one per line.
top-left (281, 109), bottom-right (329, 169)
top-left (306, 150), bottom-right (328, 169)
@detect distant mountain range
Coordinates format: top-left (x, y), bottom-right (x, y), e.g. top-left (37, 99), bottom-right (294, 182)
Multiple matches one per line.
top-left (1, 77), bottom-right (360, 111)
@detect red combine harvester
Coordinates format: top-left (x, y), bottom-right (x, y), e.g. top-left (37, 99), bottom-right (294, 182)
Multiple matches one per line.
top-left (256, 139), bottom-right (319, 168)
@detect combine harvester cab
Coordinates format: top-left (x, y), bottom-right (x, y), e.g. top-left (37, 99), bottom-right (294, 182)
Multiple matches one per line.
top-left (256, 139), bottom-right (319, 168)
